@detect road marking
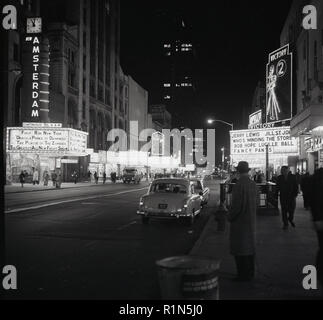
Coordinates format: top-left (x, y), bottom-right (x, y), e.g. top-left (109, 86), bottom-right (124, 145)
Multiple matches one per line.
top-left (117, 220), bottom-right (137, 231)
top-left (5, 187), bottom-right (148, 214)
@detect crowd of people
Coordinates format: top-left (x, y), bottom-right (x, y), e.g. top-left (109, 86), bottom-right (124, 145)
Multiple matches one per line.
top-left (226, 161), bottom-right (323, 286)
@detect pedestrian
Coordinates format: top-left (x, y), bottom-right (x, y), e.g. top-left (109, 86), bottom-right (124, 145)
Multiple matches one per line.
top-left (309, 168), bottom-right (323, 287)
top-left (43, 171), bottom-right (49, 186)
top-left (300, 172), bottom-right (311, 209)
top-left (111, 171), bottom-right (117, 183)
top-left (72, 170), bottom-right (78, 184)
top-left (94, 171), bottom-right (98, 184)
top-left (51, 171), bottom-right (57, 186)
top-left (32, 169), bottom-right (39, 185)
top-left (56, 170), bottom-right (62, 188)
top-left (19, 170), bottom-right (25, 188)
top-left (295, 169), bottom-right (301, 192)
top-left (103, 171), bottom-right (107, 184)
top-left (228, 161), bottom-right (257, 282)
top-left (276, 166), bottom-right (299, 230)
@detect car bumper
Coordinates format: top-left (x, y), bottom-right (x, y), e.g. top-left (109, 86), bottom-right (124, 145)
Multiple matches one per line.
top-left (137, 210), bottom-right (191, 218)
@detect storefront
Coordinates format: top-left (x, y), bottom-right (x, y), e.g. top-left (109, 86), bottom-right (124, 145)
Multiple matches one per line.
top-left (6, 123), bottom-right (88, 183)
top-left (290, 104), bottom-right (323, 174)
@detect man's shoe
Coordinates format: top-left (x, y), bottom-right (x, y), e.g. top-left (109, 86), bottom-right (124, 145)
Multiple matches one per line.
top-left (289, 220), bottom-right (295, 228)
top-left (283, 224), bottom-right (288, 230)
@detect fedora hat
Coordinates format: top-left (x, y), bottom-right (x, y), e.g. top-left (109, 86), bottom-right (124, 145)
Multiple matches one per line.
top-left (236, 161), bottom-right (250, 173)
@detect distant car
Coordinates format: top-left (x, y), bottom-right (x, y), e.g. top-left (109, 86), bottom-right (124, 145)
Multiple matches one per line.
top-left (122, 168), bottom-right (141, 184)
top-left (190, 178), bottom-right (210, 206)
top-left (137, 178), bottom-right (203, 225)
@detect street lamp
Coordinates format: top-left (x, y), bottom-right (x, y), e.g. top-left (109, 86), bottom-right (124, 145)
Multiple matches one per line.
top-left (207, 118), bottom-right (233, 130)
top-left (207, 118), bottom-right (234, 172)
top-left (221, 147), bottom-right (225, 171)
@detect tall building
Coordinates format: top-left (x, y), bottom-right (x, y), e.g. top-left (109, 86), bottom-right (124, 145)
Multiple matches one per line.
top-left (281, 0), bottom-right (323, 173)
top-left (43, 0), bottom-right (124, 152)
top-left (158, 11), bottom-right (197, 127)
top-left (3, 0), bottom-right (129, 183)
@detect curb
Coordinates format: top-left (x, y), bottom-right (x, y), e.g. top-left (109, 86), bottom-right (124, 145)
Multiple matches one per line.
top-left (189, 204), bottom-right (220, 256)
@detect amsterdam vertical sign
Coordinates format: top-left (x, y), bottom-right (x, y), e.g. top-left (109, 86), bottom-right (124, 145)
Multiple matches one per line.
top-left (21, 17), bottom-right (50, 123)
top-left (266, 44), bottom-right (292, 124)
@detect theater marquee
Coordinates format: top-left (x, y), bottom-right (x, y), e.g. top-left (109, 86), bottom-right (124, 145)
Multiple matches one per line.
top-left (6, 126), bottom-right (88, 155)
top-left (230, 127), bottom-right (299, 169)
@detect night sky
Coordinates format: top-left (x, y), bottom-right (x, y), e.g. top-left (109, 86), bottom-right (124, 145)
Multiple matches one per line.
top-left (120, 0), bottom-right (293, 162)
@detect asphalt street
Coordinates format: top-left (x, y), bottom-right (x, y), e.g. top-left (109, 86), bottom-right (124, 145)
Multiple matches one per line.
top-left (5, 180), bottom-right (218, 299)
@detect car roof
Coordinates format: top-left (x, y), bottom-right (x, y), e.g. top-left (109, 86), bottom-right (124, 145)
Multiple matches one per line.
top-left (152, 178), bottom-right (190, 185)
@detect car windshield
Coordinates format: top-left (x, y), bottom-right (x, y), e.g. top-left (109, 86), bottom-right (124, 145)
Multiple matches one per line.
top-left (150, 183), bottom-right (187, 194)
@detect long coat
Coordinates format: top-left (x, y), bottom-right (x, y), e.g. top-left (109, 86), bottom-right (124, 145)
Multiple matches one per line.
top-left (228, 175), bottom-right (257, 256)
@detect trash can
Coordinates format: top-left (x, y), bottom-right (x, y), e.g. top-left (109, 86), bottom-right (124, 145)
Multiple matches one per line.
top-left (156, 255), bottom-right (220, 300)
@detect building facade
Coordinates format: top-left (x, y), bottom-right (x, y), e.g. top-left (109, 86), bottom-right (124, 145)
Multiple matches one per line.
top-left (158, 11), bottom-right (197, 127)
top-left (3, 0), bottom-right (144, 183)
top-left (281, 0), bottom-right (323, 173)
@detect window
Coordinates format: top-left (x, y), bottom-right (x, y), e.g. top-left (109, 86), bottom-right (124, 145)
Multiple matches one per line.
top-left (83, 7), bottom-right (87, 25)
top-left (83, 77), bottom-right (86, 93)
top-left (164, 44), bottom-right (171, 48)
top-left (13, 43), bottom-right (19, 62)
top-left (83, 32), bottom-right (86, 49)
top-left (82, 101), bottom-right (86, 119)
top-left (164, 95), bottom-right (171, 100)
top-left (90, 79), bottom-right (96, 97)
top-left (149, 183), bottom-right (187, 194)
top-left (163, 83), bottom-right (171, 87)
top-left (68, 69), bottom-right (76, 87)
top-left (314, 41), bottom-right (318, 81)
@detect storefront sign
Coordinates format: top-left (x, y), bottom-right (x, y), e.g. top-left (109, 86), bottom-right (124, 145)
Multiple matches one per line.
top-left (266, 44), bottom-right (292, 124)
top-left (61, 159), bottom-right (78, 164)
top-left (230, 127), bottom-right (298, 155)
top-left (22, 122), bottom-right (62, 128)
top-left (319, 150), bottom-right (323, 168)
top-left (304, 136), bottom-right (322, 152)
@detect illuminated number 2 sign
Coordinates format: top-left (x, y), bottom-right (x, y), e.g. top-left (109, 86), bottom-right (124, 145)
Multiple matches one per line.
top-left (266, 44), bottom-right (292, 124)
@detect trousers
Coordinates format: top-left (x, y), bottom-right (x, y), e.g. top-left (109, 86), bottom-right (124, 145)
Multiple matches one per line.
top-left (234, 255), bottom-right (255, 280)
top-left (280, 197), bottom-right (296, 226)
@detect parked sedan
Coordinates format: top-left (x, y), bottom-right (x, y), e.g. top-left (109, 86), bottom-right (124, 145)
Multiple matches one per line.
top-left (137, 178), bottom-right (203, 225)
top-left (190, 178), bottom-right (210, 206)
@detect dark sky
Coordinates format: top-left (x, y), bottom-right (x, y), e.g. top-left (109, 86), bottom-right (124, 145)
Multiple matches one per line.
top-left (120, 0), bottom-right (293, 162)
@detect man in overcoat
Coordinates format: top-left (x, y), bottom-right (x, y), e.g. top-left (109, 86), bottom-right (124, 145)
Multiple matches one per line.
top-left (228, 161), bottom-right (257, 281)
top-left (276, 166), bottom-right (298, 229)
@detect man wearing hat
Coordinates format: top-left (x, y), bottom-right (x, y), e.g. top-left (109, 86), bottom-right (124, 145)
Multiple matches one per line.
top-left (228, 161), bottom-right (257, 281)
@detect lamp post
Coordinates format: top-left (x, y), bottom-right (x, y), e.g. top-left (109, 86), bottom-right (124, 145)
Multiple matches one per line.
top-left (207, 118), bottom-right (234, 173)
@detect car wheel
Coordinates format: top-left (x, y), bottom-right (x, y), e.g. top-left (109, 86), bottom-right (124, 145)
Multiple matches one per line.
top-left (142, 216), bottom-right (149, 224)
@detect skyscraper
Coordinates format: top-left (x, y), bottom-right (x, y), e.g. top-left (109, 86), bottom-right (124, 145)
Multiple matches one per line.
top-left (158, 10), bottom-right (197, 128)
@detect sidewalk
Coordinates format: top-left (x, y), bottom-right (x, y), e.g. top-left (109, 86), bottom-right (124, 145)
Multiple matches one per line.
top-left (190, 195), bottom-right (323, 300)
